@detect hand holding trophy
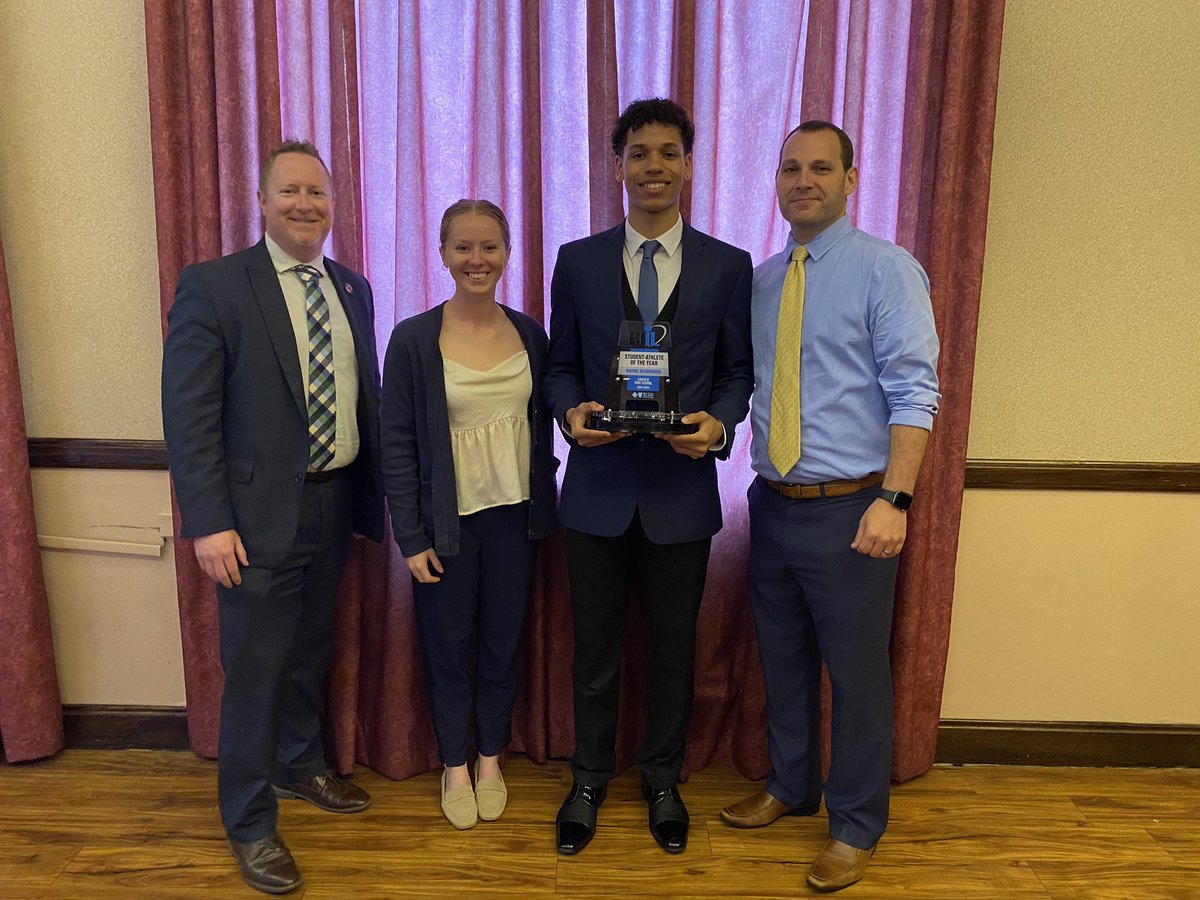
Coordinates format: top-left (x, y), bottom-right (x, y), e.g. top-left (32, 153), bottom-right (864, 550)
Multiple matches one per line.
top-left (587, 320), bottom-right (699, 435)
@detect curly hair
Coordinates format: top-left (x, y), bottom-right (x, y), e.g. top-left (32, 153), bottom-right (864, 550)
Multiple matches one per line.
top-left (611, 98), bottom-right (696, 157)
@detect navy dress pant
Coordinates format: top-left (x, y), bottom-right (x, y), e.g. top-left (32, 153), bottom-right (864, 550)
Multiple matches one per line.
top-left (216, 475), bottom-right (353, 842)
top-left (746, 476), bottom-right (898, 850)
top-left (412, 501), bottom-right (537, 766)
top-left (566, 511), bottom-right (712, 790)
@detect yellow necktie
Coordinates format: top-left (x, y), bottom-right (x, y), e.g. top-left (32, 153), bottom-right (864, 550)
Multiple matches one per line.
top-left (768, 246), bottom-right (809, 478)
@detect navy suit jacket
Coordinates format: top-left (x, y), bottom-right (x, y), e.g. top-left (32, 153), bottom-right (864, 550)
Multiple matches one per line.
top-left (162, 239), bottom-right (385, 569)
top-left (543, 221), bottom-right (753, 544)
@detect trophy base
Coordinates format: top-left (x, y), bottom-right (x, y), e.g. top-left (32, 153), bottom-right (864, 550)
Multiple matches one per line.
top-left (587, 409), bottom-right (699, 435)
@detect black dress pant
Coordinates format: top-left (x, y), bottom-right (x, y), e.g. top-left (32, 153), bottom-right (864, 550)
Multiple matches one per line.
top-left (567, 511), bottom-right (711, 789)
top-left (216, 475), bottom-right (353, 842)
top-left (412, 502), bottom-right (537, 766)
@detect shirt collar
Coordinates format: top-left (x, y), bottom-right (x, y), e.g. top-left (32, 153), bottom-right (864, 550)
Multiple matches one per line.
top-left (265, 234), bottom-right (329, 278)
top-left (624, 215), bottom-right (684, 260)
top-left (785, 213), bottom-right (853, 262)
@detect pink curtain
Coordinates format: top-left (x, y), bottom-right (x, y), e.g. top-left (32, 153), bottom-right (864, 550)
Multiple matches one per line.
top-left (887, 0), bottom-right (1006, 780)
top-left (148, 0), bottom-right (1005, 784)
top-left (145, 0), bottom-right (282, 757)
top-left (0, 224), bottom-right (64, 763)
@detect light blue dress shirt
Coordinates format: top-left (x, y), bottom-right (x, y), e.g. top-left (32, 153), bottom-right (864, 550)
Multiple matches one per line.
top-left (750, 215), bottom-right (940, 484)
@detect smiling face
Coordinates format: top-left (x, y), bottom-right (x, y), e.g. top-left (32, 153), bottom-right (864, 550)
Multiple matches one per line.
top-left (775, 128), bottom-right (857, 244)
top-left (257, 152), bottom-right (333, 262)
top-left (440, 211), bottom-right (510, 299)
top-left (615, 122), bottom-right (692, 223)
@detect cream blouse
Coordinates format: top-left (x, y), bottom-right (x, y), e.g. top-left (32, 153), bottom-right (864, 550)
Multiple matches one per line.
top-left (442, 351), bottom-right (532, 516)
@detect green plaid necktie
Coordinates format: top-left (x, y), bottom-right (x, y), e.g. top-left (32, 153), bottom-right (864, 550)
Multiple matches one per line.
top-left (290, 265), bottom-right (336, 470)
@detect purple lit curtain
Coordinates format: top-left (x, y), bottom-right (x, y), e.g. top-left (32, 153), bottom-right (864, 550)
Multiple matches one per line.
top-left (0, 225), bottom-right (64, 763)
top-left (149, 0), bottom-right (1003, 783)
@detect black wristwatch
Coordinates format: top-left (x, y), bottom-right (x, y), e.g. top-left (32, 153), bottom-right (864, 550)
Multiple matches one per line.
top-left (881, 488), bottom-right (913, 511)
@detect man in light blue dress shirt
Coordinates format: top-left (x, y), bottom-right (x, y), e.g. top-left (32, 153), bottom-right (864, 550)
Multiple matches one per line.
top-left (719, 121), bottom-right (939, 893)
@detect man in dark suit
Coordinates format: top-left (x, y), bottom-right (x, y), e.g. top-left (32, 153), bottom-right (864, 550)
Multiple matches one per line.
top-left (544, 98), bottom-right (753, 856)
top-left (162, 140), bottom-right (384, 895)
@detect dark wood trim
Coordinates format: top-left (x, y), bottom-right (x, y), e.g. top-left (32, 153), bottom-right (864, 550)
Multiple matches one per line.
top-left (965, 459), bottom-right (1200, 492)
top-left (936, 719), bottom-right (1200, 768)
top-left (63, 705), bottom-right (189, 751)
top-left (28, 438), bottom-right (168, 470)
top-left (58, 707), bottom-right (1200, 767)
top-left (25, 440), bottom-right (1200, 494)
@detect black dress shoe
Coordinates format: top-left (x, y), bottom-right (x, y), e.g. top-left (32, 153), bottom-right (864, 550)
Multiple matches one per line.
top-left (642, 781), bottom-right (689, 854)
top-left (228, 832), bottom-right (302, 895)
top-left (273, 770), bottom-right (371, 813)
top-left (556, 782), bottom-right (607, 855)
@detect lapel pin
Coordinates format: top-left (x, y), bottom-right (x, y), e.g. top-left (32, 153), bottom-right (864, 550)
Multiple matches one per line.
top-left (345, 284), bottom-right (353, 293)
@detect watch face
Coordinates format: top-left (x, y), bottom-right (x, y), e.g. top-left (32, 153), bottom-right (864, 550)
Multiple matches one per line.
top-left (889, 490), bottom-right (913, 511)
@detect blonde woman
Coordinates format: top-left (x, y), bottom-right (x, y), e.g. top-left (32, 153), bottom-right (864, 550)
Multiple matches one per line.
top-left (381, 200), bottom-right (557, 828)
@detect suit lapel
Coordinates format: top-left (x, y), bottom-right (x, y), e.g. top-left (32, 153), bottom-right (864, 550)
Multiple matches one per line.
top-left (673, 222), bottom-right (710, 337)
top-left (247, 241), bottom-right (306, 420)
top-left (593, 223), bottom-right (628, 336)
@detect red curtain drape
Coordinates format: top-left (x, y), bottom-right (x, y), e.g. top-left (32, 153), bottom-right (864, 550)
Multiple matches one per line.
top-left (0, 224), bottom-right (64, 764)
top-left (145, 0), bottom-right (282, 757)
top-left (886, 0), bottom-right (1006, 780)
top-left (148, 0), bottom-right (1005, 786)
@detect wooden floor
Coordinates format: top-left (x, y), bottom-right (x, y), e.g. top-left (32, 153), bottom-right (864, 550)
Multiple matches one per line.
top-left (1, 751), bottom-right (1198, 898)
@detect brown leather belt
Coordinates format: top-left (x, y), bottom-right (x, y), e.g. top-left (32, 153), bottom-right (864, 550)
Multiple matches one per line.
top-left (763, 472), bottom-right (884, 500)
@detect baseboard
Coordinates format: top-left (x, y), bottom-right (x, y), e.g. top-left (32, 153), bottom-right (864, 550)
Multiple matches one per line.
top-left (935, 719), bottom-right (1200, 767)
top-left (63, 705), bottom-right (189, 750)
top-left (60, 707), bottom-right (1199, 766)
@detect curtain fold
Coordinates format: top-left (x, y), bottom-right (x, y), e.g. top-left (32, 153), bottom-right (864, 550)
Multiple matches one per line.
top-left (0, 224), bottom-right (64, 764)
top-left (150, 0), bottom-right (1004, 786)
top-left (888, 0), bottom-right (1006, 781)
top-left (145, 0), bottom-right (282, 758)
top-left (586, 0), bottom-right (624, 234)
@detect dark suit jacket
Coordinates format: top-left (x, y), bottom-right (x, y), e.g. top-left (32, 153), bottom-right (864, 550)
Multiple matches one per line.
top-left (380, 302), bottom-right (559, 558)
top-left (543, 221), bottom-right (753, 544)
top-left (161, 240), bottom-right (385, 569)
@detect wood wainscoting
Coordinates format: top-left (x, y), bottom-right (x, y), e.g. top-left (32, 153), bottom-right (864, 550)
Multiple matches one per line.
top-left (27, 438), bottom-right (1200, 492)
top-left (57, 706), bottom-right (1200, 768)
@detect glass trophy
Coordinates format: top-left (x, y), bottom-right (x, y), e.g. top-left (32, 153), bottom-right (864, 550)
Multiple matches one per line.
top-left (586, 321), bottom-right (699, 435)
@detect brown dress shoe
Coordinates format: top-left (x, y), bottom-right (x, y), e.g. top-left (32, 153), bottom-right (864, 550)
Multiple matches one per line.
top-left (274, 770), bottom-right (371, 813)
top-left (720, 790), bottom-right (818, 828)
top-left (806, 838), bottom-right (876, 892)
top-left (229, 832), bottom-right (302, 895)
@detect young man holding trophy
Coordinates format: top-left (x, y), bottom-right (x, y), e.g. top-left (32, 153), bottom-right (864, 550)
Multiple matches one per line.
top-left (543, 98), bottom-right (753, 856)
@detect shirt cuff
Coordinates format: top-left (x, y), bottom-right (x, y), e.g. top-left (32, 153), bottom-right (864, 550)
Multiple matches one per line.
top-left (887, 409), bottom-right (935, 431)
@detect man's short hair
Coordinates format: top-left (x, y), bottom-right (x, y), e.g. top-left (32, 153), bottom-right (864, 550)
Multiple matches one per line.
top-left (780, 120), bottom-right (855, 171)
top-left (438, 199), bottom-right (512, 251)
top-left (259, 139), bottom-right (330, 191)
top-left (611, 98), bottom-right (696, 157)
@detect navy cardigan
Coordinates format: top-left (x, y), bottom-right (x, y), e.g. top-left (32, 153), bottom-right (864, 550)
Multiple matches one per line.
top-left (380, 302), bottom-right (559, 558)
